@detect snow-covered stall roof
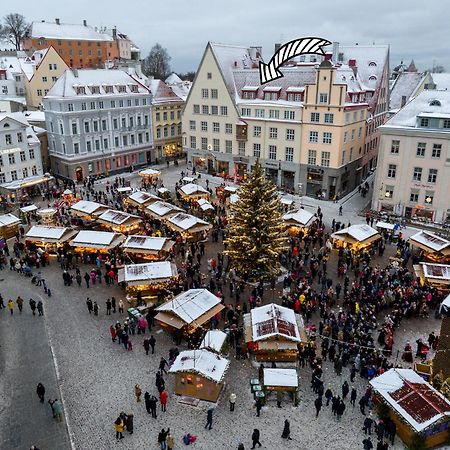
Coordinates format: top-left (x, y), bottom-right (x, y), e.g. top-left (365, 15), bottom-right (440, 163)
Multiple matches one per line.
top-left (376, 221), bottom-right (396, 231)
top-left (117, 187), bottom-right (132, 193)
top-left (408, 230), bottom-right (450, 253)
top-left (70, 230), bottom-right (125, 249)
top-left (283, 209), bottom-right (314, 227)
top-left (249, 303), bottom-right (301, 343)
top-left (224, 186), bottom-right (238, 193)
top-left (180, 183), bottom-right (209, 196)
top-left (25, 225), bottom-right (76, 242)
top-left (123, 235), bottom-right (173, 253)
top-left (420, 263), bottom-right (450, 282)
top-left (156, 289), bottom-right (221, 324)
top-left (98, 209), bottom-right (141, 225)
top-left (63, 189), bottom-right (73, 195)
top-left (169, 349), bottom-right (229, 383)
top-left (37, 208), bottom-right (57, 216)
top-left (71, 200), bottom-right (108, 216)
top-left (0, 213), bottom-right (20, 227)
top-left (370, 368), bottom-right (450, 432)
top-left (118, 261), bottom-right (178, 284)
top-left (229, 194), bottom-right (239, 204)
top-left (128, 190), bottom-right (160, 205)
top-left (146, 201), bottom-right (183, 218)
top-left (332, 224), bottom-right (380, 244)
top-left (138, 168), bottom-right (161, 177)
top-left (197, 198), bottom-right (214, 211)
top-left (182, 176), bottom-right (195, 184)
top-left (157, 187), bottom-right (170, 195)
top-left (20, 204), bottom-right (38, 213)
top-left (167, 213), bottom-right (211, 231)
top-left (440, 293), bottom-right (450, 315)
top-left (263, 368), bottom-right (298, 388)
top-left (200, 330), bottom-right (227, 353)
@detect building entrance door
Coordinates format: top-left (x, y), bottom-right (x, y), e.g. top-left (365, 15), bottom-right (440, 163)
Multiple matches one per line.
top-left (75, 167), bottom-right (83, 182)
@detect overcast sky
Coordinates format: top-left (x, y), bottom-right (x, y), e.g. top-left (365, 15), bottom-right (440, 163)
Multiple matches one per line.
top-left (10, 0), bottom-right (450, 73)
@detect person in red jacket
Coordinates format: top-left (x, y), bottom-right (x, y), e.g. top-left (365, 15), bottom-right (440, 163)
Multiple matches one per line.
top-left (109, 325), bottom-right (117, 342)
top-left (160, 389), bottom-right (168, 412)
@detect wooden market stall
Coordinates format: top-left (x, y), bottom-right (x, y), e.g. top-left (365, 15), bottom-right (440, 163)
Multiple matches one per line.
top-left (283, 209), bottom-right (315, 234)
top-left (37, 208), bottom-right (57, 225)
top-left (408, 231), bottom-right (450, 263)
top-left (263, 368), bottom-right (299, 406)
top-left (62, 189), bottom-right (74, 204)
top-left (279, 194), bottom-right (296, 211)
top-left (196, 198), bottom-right (215, 214)
top-left (138, 168), bottom-right (161, 183)
top-left (20, 204), bottom-right (38, 216)
top-left (125, 190), bottom-right (161, 210)
top-left (96, 209), bottom-right (143, 234)
top-left (169, 349), bottom-right (230, 403)
top-left (216, 185), bottom-right (238, 202)
top-left (0, 213), bottom-right (20, 239)
top-left (243, 303), bottom-right (307, 362)
top-left (413, 262), bottom-right (450, 292)
top-left (70, 200), bottom-right (109, 220)
top-left (370, 368), bottom-right (450, 449)
top-left (146, 201), bottom-right (183, 222)
top-left (155, 288), bottom-right (224, 336)
top-left (331, 224), bottom-right (381, 253)
top-left (122, 235), bottom-right (175, 262)
top-left (69, 230), bottom-right (126, 254)
top-left (181, 176), bottom-right (196, 185)
top-left (118, 261), bottom-right (179, 306)
top-left (24, 225), bottom-right (77, 252)
top-left (157, 187), bottom-right (171, 200)
top-left (200, 330), bottom-right (227, 354)
top-left (166, 212), bottom-right (212, 242)
top-left (178, 183), bottom-right (210, 202)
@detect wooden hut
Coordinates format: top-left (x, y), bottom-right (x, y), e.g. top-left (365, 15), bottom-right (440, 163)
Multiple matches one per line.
top-left (331, 224), bottom-right (381, 253)
top-left (122, 235), bottom-right (175, 262)
top-left (146, 201), bottom-right (183, 222)
top-left (370, 368), bottom-right (450, 449)
top-left (200, 330), bottom-right (227, 354)
top-left (178, 183), bottom-right (210, 202)
top-left (0, 213), bottom-right (20, 239)
top-left (166, 213), bottom-right (212, 241)
top-left (155, 289), bottom-right (224, 335)
top-left (37, 208), bottom-right (57, 225)
top-left (408, 231), bottom-right (450, 263)
top-left (70, 200), bottom-right (109, 220)
top-left (244, 303), bottom-right (307, 362)
top-left (96, 209), bottom-right (142, 234)
top-left (263, 368), bottom-right (299, 406)
top-left (157, 187), bottom-right (171, 200)
top-left (169, 349), bottom-right (230, 402)
top-left (69, 230), bottom-right (126, 253)
top-left (413, 262), bottom-right (450, 292)
top-left (25, 225), bottom-right (77, 252)
top-left (196, 198), bottom-right (215, 214)
top-left (283, 209), bottom-right (315, 234)
top-left (433, 294), bottom-right (450, 379)
top-left (125, 190), bottom-right (160, 210)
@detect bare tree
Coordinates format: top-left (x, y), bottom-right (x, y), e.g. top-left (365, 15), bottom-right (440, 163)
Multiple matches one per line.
top-left (143, 43), bottom-right (171, 80)
top-left (2, 13), bottom-right (30, 50)
top-left (178, 71), bottom-right (196, 82)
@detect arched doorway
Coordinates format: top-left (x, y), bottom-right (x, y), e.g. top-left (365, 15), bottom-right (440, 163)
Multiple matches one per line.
top-left (75, 167), bottom-right (83, 182)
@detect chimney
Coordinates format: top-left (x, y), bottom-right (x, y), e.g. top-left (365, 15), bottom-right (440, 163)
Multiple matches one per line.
top-left (274, 43), bottom-right (281, 54)
top-left (83, 19), bottom-right (87, 27)
top-left (332, 42), bottom-right (339, 62)
top-left (55, 18), bottom-right (60, 25)
top-left (348, 59), bottom-right (356, 67)
top-left (72, 68), bottom-right (78, 78)
top-left (324, 53), bottom-right (332, 61)
top-left (112, 27), bottom-right (117, 40)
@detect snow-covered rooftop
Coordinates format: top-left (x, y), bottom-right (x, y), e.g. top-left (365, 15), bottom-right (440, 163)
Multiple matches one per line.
top-left (431, 73), bottom-right (450, 91)
top-left (72, 230), bottom-right (116, 246)
top-left (30, 20), bottom-right (113, 41)
top-left (146, 201), bottom-right (182, 218)
top-left (25, 225), bottom-right (68, 240)
top-left (169, 349), bottom-right (229, 383)
top-left (117, 187), bottom-right (132, 193)
top-left (156, 289), bottom-right (221, 324)
top-left (98, 209), bottom-right (140, 225)
top-left (376, 221), bottom-right (396, 231)
top-left (420, 263), bottom-right (450, 282)
top-left (441, 293), bottom-right (450, 315)
top-left (224, 185), bottom-right (238, 193)
top-left (197, 199), bottom-right (214, 211)
top-left (167, 213), bottom-right (210, 231)
top-left (128, 190), bottom-right (160, 205)
top-left (409, 230), bottom-right (450, 252)
top-left (0, 213), bottom-right (20, 227)
top-left (123, 235), bottom-right (170, 252)
top-left (370, 368), bottom-right (450, 432)
top-left (71, 200), bottom-right (107, 215)
top-left (390, 72), bottom-right (427, 111)
top-left (37, 208), bottom-right (57, 216)
top-left (200, 330), bottom-right (227, 353)
top-left (332, 224), bottom-right (379, 242)
top-left (118, 261), bottom-right (177, 283)
top-left (283, 209), bottom-right (314, 227)
top-left (180, 183), bottom-right (209, 196)
top-left (263, 368), bottom-right (298, 388)
top-left (20, 204), bottom-right (38, 213)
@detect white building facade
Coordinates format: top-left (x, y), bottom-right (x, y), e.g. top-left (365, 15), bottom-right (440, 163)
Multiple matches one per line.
top-left (372, 90), bottom-right (450, 223)
top-left (44, 69), bottom-right (154, 181)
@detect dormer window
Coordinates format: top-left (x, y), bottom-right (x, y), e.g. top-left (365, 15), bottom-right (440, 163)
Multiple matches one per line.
top-left (105, 85), bottom-right (114, 94)
top-left (242, 86), bottom-right (258, 100)
top-left (90, 85), bottom-right (100, 94)
top-left (130, 85), bottom-right (138, 93)
top-left (117, 85), bottom-right (126, 93)
top-left (287, 93), bottom-right (302, 101)
top-left (420, 117), bottom-right (429, 127)
top-left (429, 99), bottom-right (441, 106)
top-left (369, 75), bottom-right (377, 81)
top-left (263, 86), bottom-right (281, 101)
top-left (76, 86), bottom-right (86, 95)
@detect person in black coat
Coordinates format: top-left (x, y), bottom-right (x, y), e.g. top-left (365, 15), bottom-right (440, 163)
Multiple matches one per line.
top-left (281, 419), bottom-right (292, 440)
top-left (251, 429), bottom-right (262, 448)
top-left (342, 381), bottom-right (349, 399)
top-left (36, 383), bottom-right (45, 403)
top-left (363, 416), bottom-right (374, 434)
top-left (314, 396), bottom-right (322, 417)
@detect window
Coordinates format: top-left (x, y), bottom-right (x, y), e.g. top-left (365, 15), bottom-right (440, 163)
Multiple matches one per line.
top-left (428, 169), bottom-right (438, 183)
top-left (268, 145), bottom-right (277, 160)
top-left (17, 133), bottom-right (23, 143)
top-left (413, 167), bottom-right (422, 181)
top-left (286, 129), bottom-right (295, 140)
top-left (207, 72), bottom-right (212, 79)
top-left (220, 106), bottom-right (228, 116)
top-left (190, 136), bottom-right (196, 148)
top-left (324, 113), bottom-right (334, 124)
top-left (90, 102), bottom-right (96, 110)
top-left (425, 191), bottom-right (434, 205)
top-left (202, 105), bottom-right (209, 115)
top-left (68, 103), bottom-right (74, 111)
top-left (102, 120), bottom-right (107, 131)
top-left (387, 164), bottom-right (396, 178)
top-left (225, 123), bottom-right (233, 134)
top-left (311, 112), bottom-right (320, 122)
top-left (269, 109), bottom-right (279, 119)
top-left (253, 143), bottom-right (261, 158)
top-left (201, 121), bottom-right (208, 132)
top-left (193, 104), bottom-right (200, 114)
top-left (253, 126), bottom-right (261, 137)
top-left (71, 122), bottom-right (78, 134)
top-left (170, 125), bottom-right (175, 137)
top-left (211, 89), bottom-right (218, 99)
top-left (238, 142), bottom-right (245, 156)
top-left (119, 100), bottom-right (124, 107)
top-left (344, 131), bottom-right (348, 143)
top-left (241, 108), bottom-right (251, 116)
top-left (308, 149), bottom-right (316, 165)
top-left (73, 143), bottom-right (79, 154)
top-left (309, 131), bottom-right (318, 143)
top-left (8, 153), bottom-right (15, 164)
top-left (10, 170), bottom-right (17, 181)
top-left (351, 129), bottom-right (355, 140)
top-left (81, 102), bottom-right (87, 110)
top-left (269, 127), bottom-right (278, 139)
top-left (1, 86), bottom-right (8, 94)
top-left (29, 148), bottom-right (34, 159)
top-left (443, 119), bottom-right (450, 129)
top-left (163, 127), bottom-right (168, 138)
top-left (319, 93), bottom-right (328, 103)
top-left (358, 127), bottom-right (362, 138)
top-left (284, 110), bottom-right (295, 120)
top-left (0, 173), bottom-right (4, 183)
top-left (42, 76), bottom-right (48, 82)
top-left (255, 109), bottom-right (265, 118)
top-left (201, 137), bottom-right (208, 150)
top-left (20, 151), bottom-right (26, 162)
top-left (211, 105), bottom-right (218, 115)
top-left (114, 136), bottom-right (119, 147)
top-left (93, 121), bottom-right (99, 132)
top-left (416, 142), bottom-right (426, 157)
top-left (285, 147), bottom-right (294, 162)
top-left (99, 101), bottom-right (104, 109)
top-left (225, 140), bottom-right (232, 153)
top-left (213, 138), bottom-right (220, 152)
top-left (341, 150), bottom-right (346, 165)
top-left (385, 186), bottom-right (394, 199)
top-left (123, 135), bottom-right (128, 146)
top-left (189, 120), bottom-right (196, 131)
top-left (86, 141), bottom-right (92, 152)
top-left (321, 151), bottom-right (331, 167)
top-left (5, 134), bottom-right (12, 145)
top-left (213, 122), bottom-right (220, 133)
top-left (287, 93), bottom-right (302, 101)
top-left (84, 121), bottom-right (90, 133)
top-left (201, 88), bottom-right (208, 98)
top-left (391, 140), bottom-right (400, 154)
top-left (155, 112), bottom-right (160, 122)
top-left (322, 132), bottom-right (332, 144)
top-left (22, 168), bottom-right (28, 178)
top-left (432, 144), bottom-right (442, 158)
top-left (420, 117), bottom-right (429, 127)
top-left (410, 191), bottom-right (419, 202)
top-left (31, 165), bottom-right (37, 176)
top-left (242, 91), bottom-right (256, 100)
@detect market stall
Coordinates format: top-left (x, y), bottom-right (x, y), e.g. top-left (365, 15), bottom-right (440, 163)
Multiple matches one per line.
top-left (117, 186), bottom-right (132, 195)
top-left (37, 208), bottom-right (57, 225)
top-left (122, 235), bottom-right (175, 262)
top-left (413, 262), bottom-right (450, 292)
top-left (118, 261), bottom-right (179, 306)
top-left (169, 349), bottom-right (230, 402)
top-left (20, 204), bottom-right (38, 216)
top-left (181, 176), bottom-right (195, 185)
top-left (125, 190), bottom-right (160, 210)
top-left (146, 201), bottom-right (183, 222)
top-left (0, 213), bottom-right (21, 239)
top-left (331, 224), bottom-right (381, 253)
top-left (370, 368), bottom-right (450, 449)
top-left (62, 189), bottom-right (74, 204)
top-left (70, 200), bottom-right (109, 220)
top-left (138, 168), bottom-right (161, 183)
top-left (155, 288), bottom-right (224, 336)
top-left (279, 194), bottom-right (295, 211)
top-left (263, 368), bottom-right (299, 406)
top-left (283, 209), bottom-right (315, 234)
top-left (196, 198), bottom-right (215, 214)
top-left (408, 230), bottom-right (450, 263)
top-left (166, 213), bottom-right (212, 241)
top-left (243, 303), bottom-right (307, 362)
top-left (69, 230), bottom-right (126, 253)
top-left (200, 330), bottom-right (227, 354)
top-left (96, 209), bottom-right (143, 234)
top-left (157, 187), bottom-right (171, 200)
top-left (25, 225), bottom-right (77, 252)
top-left (178, 183), bottom-right (210, 202)
top-left (216, 185), bottom-right (238, 202)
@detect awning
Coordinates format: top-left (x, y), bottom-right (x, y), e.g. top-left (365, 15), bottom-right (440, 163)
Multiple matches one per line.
top-left (0, 174), bottom-right (54, 190)
top-left (155, 311), bottom-right (185, 329)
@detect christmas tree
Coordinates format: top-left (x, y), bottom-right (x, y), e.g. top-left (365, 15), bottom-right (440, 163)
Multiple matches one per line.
top-left (224, 160), bottom-right (288, 281)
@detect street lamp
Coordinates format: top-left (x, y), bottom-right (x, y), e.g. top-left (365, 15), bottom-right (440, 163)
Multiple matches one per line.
top-left (425, 196), bottom-right (432, 204)
top-left (385, 191), bottom-right (391, 198)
